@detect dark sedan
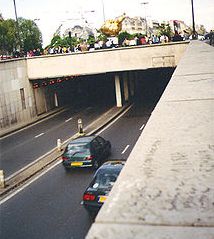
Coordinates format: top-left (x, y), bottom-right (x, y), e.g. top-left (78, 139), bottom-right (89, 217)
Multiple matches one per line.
top-left (62, 135), bottom-right (111, 170)
top-left (82, 161), bottom-right (125, 216)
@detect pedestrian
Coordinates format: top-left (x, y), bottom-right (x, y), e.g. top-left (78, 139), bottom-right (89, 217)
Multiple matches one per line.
top-left (209, 30), bottom-right (214, 46)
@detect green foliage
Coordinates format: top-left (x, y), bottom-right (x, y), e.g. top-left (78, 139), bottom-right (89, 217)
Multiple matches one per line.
top-left (19, 18), bottom-right (42, 53)
top-left (50, 34), bottom-right (79, 48)
top-left (51, 35), bottom-right (62, 46)
top-left (87, 35), bottom-right (95, 45)
top-left (118, 31), bottom-right (133, 45)
top-left (0, 17), bottom-right (42, 55)
top-left (97, 33), bottom-right (107, 42)
top-left (157, 23), bottom-right (173, 38)
top-left (0, 19), bottom-right (17, 54)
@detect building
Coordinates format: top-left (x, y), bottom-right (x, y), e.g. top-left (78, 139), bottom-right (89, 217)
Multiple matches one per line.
top-left (122, 16), bottom-right (147, 35)
top-left (63, 25), bottom-right (93, 40)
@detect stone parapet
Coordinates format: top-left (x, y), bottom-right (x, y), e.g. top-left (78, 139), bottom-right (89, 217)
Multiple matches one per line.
top-left (87, 41), bottom-right (214, 238)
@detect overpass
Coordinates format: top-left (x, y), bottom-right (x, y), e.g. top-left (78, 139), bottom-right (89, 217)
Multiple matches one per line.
top-left (86, 41), bottom-right (214, 238)
top-left (26, 41), bottom-right (188, 80)
top-left (0, 42), bottom-right (188, 134)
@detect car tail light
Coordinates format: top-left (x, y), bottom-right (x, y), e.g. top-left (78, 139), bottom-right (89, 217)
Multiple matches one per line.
top-left (83, 193), bottom-right (95, 201)
top-left (85, 155), bottom-right (94, 160)
top-left (62, 156), bottom-right (68, 161)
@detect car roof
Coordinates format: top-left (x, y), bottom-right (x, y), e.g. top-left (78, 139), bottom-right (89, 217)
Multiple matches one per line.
top-left (96, 161), bottom-right (125, 172)
top-left (68, 135), bottom-right (96, 144)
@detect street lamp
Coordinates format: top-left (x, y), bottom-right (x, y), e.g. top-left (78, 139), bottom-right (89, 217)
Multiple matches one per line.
top-left (191, 0), bottom-right (197, 39)
top-left (141, 2), bottom-right (149, 36)
top-left (13, 0), bottom-right (21, 51)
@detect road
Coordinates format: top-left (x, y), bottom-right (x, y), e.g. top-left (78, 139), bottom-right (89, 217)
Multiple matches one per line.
top-left (0, 104), bottom-right (112, 178)
top-left (1, 101), bottom-right (153, 239)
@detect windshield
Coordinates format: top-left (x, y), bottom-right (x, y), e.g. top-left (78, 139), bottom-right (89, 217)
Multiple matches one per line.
top-left (92, 171), bottom-right (120, 189)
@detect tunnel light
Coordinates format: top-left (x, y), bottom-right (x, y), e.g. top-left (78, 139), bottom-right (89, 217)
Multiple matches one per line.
top-left (49, 80), bottom-right (55, 85)
top-left (57, 79), bottom-right (63, 83)
top-left (42, 82), bottom-right (48, 86)
top-left (33, 83), bottom-right (39, 88)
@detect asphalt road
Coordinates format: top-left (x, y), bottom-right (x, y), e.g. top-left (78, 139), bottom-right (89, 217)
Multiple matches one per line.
top-left (0, 104), bottom-right (112, 178)
top-left (0, 101), bottom-right (153, 239)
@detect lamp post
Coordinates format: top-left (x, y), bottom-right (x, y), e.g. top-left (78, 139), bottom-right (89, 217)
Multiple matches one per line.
top-left (13, 0), bottom-right (21, 52)
top-left (191, 0), bottom-right (197, 39)
top-left (141, 2), bottom-right (149, 36)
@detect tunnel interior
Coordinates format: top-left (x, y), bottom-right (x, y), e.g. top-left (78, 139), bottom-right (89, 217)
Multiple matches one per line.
top-left (32, 67), bottom-right (175, 113)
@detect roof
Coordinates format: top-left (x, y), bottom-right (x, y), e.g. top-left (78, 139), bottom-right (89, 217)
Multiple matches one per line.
top-left (98, 161), bottom-right (125, 172)
top-left (68, 135), bottom-right (96, 144)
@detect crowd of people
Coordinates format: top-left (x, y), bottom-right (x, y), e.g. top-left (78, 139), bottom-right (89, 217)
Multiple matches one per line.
top-left (23, 33), bottom-right (184, 58)
top-left (1, 32), bottom-right (190, 60)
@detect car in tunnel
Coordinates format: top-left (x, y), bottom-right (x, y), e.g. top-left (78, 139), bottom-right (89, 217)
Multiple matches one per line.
top-left (82, 161), bottom-right (125, 217)
top-left (62, 135), bottom-right (111, 170)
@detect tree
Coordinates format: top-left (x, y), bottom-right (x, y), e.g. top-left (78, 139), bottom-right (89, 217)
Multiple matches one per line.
top-left (118, 31), bottom-right (133, 45)
top-left (157, 23), bottom-right (173, 39)
top-left (19, 18), bottom-right (42, 53)
top-left (0, 19), bottom-right (17, 55)
top-left (0, 17), bottom-right (42, 55)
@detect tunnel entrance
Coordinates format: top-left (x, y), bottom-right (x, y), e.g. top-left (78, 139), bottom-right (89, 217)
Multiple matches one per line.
top-left (31, 67), bottom-right (175, 115)
top-left (134, 67), bottom-right (175, 112)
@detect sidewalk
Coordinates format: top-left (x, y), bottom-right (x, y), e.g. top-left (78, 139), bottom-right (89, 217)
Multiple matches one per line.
top-left (87, 41), bottom-right (214, 238)
top-left (0, 104), bottom-right (131, 197)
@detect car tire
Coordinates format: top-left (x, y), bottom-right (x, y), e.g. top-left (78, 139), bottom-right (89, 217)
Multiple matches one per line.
top-left (64, 167), bottom-right (71, 172)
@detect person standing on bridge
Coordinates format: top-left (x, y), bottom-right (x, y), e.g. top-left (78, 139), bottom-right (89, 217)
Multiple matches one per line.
top-left (209, 30), bottom-right (214, 46)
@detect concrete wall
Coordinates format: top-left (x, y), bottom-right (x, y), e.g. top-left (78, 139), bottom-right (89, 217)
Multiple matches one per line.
top-left (0, 59), bottom-right (37, 133)
top-left (27, 42), bottom-right (189, 80)
top-left (86, 41), bottom-right (214, 238)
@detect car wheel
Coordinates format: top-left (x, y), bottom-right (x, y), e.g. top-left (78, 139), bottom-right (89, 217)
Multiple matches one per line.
top-left (93, 160), bottom-right (99, 170)
top-left (64, 167), bottom-right (71, 172)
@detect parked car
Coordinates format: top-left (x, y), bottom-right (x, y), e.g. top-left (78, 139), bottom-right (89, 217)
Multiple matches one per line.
top-left (82, 161), bottom-right (125, 217)
top-left (62, 135), bottom-right (111, 170)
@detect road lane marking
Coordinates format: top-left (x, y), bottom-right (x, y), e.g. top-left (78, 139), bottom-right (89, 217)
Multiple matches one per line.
top-left (65, 117), bottom-right (73, 122)
top-left (34, 133), bottom-right (44, 138)
top-left (121, 145), bottom-right (130, 154)
top-left (0, 160), bottom-right (62, 205)
top-left (139, 124), bottom-right (145, 130)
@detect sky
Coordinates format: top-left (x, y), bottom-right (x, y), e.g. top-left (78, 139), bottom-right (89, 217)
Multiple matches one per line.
top-left (1, 0), bottom-right (213, 46)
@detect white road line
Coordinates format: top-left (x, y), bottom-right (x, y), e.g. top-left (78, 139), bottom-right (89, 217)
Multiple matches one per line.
top-left (139, 124), bottom-right (145, 130)
top-left (34, 133), bottom-right (44, 138)
top-left (121, 145), bottom-right (130, 154)
top-left (0, 160), bottom-right (62, 205)
top-left (65, 117), bottom-right (73, 122)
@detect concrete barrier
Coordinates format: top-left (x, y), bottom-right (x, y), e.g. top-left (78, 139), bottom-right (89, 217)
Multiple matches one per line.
top-left (86, 41), bottom-right (214, 238)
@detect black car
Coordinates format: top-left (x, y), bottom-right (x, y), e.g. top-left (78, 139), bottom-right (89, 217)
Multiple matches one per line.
top-left (62, 135), bottom-right (111, 170)
top-left (82, 161), bottom-right (125, 216)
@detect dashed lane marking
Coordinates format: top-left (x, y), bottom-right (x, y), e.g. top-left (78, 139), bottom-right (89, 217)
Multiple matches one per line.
top-left (121, 145), bottom-right (130, 154)
top-left (139, 124), bottom-right (145, 130)
top-left (65, 117), bottom-right (73, 122)
top-left (34, 133), bottom-right (44, 138)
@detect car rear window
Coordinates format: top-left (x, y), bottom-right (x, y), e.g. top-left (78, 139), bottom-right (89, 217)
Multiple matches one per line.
top-left (65, 143), bottom-right (90, 154)
top-left (92, 170), bottom-right (120, 189)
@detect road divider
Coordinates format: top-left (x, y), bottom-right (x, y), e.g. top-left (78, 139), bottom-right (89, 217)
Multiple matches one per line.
top-left (0, 170), bottom-right (5, 188)
top-left (0, 103), bottom-right (132, 200)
